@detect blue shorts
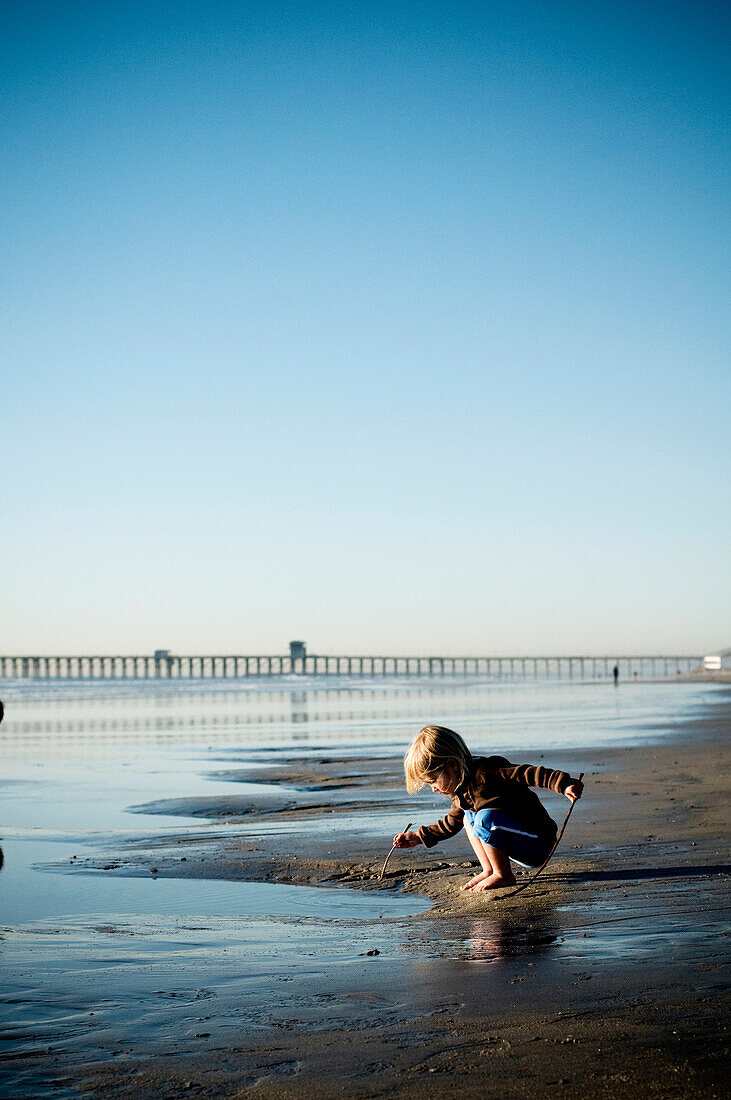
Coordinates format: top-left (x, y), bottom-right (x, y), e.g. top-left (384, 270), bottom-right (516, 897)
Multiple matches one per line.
top-left (464, 808), bottom-right (554, 868)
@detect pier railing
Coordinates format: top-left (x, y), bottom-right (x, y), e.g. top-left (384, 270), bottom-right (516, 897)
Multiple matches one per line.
top-left (0, 654), bottom-right (705, 681)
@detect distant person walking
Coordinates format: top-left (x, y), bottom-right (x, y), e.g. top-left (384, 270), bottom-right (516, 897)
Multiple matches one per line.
top-left (613, 664), bottom-right (619, 685)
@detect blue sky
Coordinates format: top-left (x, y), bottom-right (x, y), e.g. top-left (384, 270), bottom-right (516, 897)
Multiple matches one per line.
top-left (2, 1), bottom-right (729, 655)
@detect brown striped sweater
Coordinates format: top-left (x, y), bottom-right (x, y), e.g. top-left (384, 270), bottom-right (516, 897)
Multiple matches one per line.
top-left (417, 755), bottom-right (574, 848)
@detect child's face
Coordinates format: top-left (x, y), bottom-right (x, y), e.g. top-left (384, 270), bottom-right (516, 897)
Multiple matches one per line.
top-left (427, 762), bottom-right (459, 797)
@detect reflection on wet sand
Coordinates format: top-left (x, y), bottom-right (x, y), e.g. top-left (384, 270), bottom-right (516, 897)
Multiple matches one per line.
top-left (460, 910), bottom-right (559, 962)
top-left (406, 904), bottom-right (560, 964)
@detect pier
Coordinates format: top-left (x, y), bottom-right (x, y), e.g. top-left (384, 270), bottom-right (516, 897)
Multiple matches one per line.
top-left (0, 646), bottom-right (704, 681)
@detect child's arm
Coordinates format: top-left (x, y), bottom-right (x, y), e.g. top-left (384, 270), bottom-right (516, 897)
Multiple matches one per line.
top-left (493, 759), bottom-right (581, 799)
top-left (393, 798), bottom-right (466, 848)
top-left (394, 802), bottom-right (465, 849)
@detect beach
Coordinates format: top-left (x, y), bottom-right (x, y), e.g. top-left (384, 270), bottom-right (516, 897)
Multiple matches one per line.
top-left (1, 678), bottom-right (729, 1098)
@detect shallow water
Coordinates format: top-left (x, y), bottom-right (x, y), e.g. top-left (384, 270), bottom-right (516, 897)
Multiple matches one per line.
top-left (3, 675), bottom-right (724, 759)
top-left (0, 839), bottom-right (426, 926)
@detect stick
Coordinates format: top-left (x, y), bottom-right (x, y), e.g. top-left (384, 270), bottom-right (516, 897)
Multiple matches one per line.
top-left (379, 822), bottom-right (413, 882)
top-left (496, 773), bottom-right (584, 901)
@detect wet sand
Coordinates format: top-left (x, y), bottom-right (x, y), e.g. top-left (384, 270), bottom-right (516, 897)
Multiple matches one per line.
top-left (4, 690), bottom-right (729, 1099)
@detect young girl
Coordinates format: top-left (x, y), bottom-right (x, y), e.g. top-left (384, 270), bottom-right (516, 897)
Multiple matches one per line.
top-left (393, 725), bottom-right (583, 892)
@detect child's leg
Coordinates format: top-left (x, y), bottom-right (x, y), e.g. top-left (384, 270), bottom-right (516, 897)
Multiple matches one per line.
top-left (462, 819), bottom-right (516, 891)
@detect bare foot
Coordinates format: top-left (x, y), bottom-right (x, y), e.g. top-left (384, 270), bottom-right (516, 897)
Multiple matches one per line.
top-left (467, 872), bottom-right (516, 893)
top-left (460, 870), bottom-right (490, 891)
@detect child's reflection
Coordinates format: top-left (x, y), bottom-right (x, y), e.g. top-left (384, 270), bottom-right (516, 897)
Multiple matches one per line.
top-left (460, 911), bottom-right (559, 962)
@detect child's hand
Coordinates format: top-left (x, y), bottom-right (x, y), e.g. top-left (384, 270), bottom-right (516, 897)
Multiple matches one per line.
top-left (393, 831), bottom-right (421, 848)
top-left (564, 780), bottom-right (584, 802)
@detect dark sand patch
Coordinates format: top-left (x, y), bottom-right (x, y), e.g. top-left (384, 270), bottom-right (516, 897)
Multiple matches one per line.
top-left (207, 754), bottom-right (404, 791)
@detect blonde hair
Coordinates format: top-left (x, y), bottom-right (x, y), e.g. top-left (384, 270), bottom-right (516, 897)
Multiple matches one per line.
top-left (404, 725), bottom-right (473, 794)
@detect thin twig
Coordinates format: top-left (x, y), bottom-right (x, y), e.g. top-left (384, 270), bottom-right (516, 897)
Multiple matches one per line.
top-left (497, 773), bottom-right (585, 901)
top-left (379, 822), bottom-right (413, 881)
